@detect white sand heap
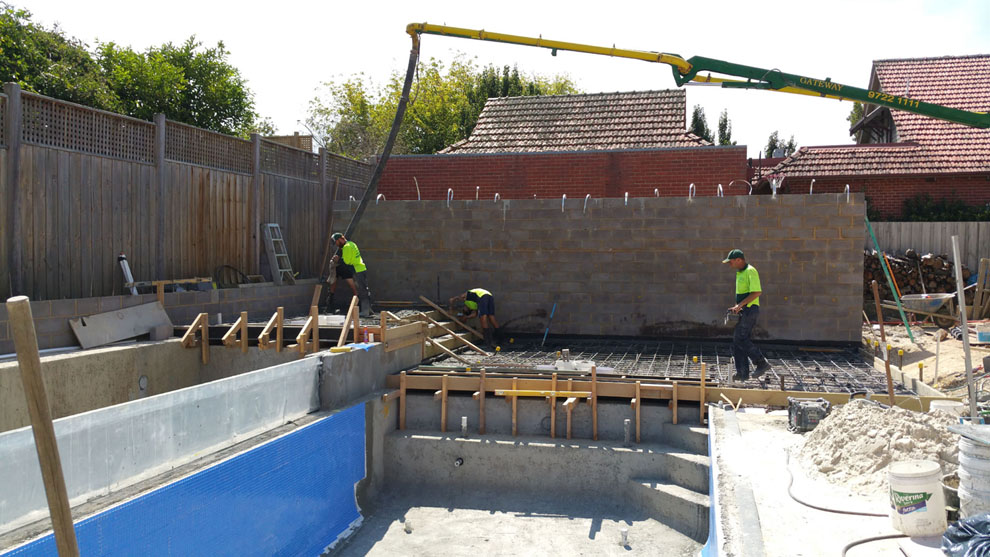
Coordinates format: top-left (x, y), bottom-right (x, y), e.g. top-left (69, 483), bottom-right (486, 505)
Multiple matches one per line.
top-left (798, 399), bottom-right (959, 495)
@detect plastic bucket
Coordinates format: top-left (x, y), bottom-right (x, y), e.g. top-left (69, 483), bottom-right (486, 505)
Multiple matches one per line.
top-left (888, 460), bottom-right (947, 536)
top-left (960, 437), bottom-right (990, 460)
top-left (959, 484), bottom-right (990, 517)
top-left (930, 400), bottom-right (965, 417)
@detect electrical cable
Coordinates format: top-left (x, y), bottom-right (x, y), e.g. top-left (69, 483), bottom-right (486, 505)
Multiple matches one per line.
top-left (840, 533), bottom-right (907, 556)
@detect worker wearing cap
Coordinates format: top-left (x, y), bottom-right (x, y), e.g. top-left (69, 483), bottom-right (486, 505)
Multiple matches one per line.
top-left (449, 288), bottom-right (501, 348)
top-left (723, 249), bottom-right (772, 381)
top-left (329, 233), bottom-right (372, 317)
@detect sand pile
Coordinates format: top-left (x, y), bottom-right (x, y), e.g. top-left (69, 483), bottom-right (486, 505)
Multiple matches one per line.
top-left (798, 399), bottom-right (959, 495)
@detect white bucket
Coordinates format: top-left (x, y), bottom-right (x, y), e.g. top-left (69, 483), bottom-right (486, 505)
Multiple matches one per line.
top-left (930, 400), bottom-right (965, 417)
top-left (959, 437), bottom-right (990, 517)
top-left (960, 437), bottom-right (990, 460)
top-left (959, 484), bottom-right (990, 517)
top-left (888, 460), bottom-right (947, 536)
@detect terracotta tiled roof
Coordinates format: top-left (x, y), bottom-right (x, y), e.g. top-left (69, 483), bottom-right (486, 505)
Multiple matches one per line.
top-left (440, 90), bottom-right (709, 154)
top-left (771, 54), bottom-right (990, 177)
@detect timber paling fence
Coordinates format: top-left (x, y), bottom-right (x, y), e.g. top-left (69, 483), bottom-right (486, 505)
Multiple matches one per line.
top-left (0, 84), bottom-right (373, 300)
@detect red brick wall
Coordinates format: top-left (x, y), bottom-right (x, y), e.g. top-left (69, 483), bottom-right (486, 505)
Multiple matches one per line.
top-left (378, 147), bottom-right (749, 200)
top-left (778, 174), bottom-right (990, 218)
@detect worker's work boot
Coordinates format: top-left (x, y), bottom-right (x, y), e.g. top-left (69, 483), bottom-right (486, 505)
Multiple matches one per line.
top-left (753, 359), bottom-right (772, 379)
top-left (359, 298), bottom-right (372, 318)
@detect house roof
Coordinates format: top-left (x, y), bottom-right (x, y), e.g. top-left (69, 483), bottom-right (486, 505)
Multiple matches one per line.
top-left (770, 54), bottom-right (990, 177)
top-left (440, 90), bottom-right (710, 154)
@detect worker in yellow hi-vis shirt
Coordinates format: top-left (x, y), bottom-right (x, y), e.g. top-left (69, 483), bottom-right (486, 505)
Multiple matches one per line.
top-left (449, 288), bottom-right (501, 348)
top-left (329, 233), bottom-right (372, 317)
top-left (723, 249), bottom-right (772, 382)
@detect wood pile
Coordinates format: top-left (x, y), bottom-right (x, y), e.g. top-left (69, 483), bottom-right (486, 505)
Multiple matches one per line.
top-left (864, 250), bottom-right (974, 306)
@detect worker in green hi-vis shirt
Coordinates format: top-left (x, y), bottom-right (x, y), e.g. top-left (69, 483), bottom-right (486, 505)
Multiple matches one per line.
top-left (449, 288), bottom-right (502, 348)
top-left (723, 249), bottom-right (772, 382)
top-left (329, 233), bottom-right (373, 317)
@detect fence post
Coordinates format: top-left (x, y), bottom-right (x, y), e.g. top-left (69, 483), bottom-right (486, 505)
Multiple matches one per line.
top-left (154, 114), bottom-right (166, 280)
top-left (251, 134), bottom-right (261, 274)
top-left (4, 83), bottom-right (23, 296)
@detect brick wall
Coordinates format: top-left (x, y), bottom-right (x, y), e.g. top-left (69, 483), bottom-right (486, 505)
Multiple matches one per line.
top-left (348, 194), bottom-right (866, 343)
top-left (0, 284), bottom-right (316, 353)
top-left (377, 147), bottom-right (749, 200)
top-left (778, 174), bottom-right (990, 219)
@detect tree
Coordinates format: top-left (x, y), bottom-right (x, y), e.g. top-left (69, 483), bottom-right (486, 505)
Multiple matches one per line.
top-left (0, 5), bottom-right (270, 137)
top-left (97, 38), bottom-right (264, 136)
top-left (717, 109), bottom-right (735, 146)
top-left (306, 55), bottom-right (580, 158)
top-left (689, 104), bottom-right (713, 143)
top-left (0, 4), bottom-right (118, 110)
top-left (847, 101), bottom-right (865, 141)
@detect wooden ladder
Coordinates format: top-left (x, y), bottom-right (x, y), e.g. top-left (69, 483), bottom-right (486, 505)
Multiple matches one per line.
top-left (263, 223), bottom-right (295, 285)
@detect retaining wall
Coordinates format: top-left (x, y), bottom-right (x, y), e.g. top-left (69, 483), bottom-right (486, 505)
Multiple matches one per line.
top-left (348, 193), bottom-right (866, 343)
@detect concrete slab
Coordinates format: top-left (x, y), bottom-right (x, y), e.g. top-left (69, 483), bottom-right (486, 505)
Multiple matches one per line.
top-left (722, 411), bottom-right (927, 556)
top-left (331, 491), bottom-right (701, 556)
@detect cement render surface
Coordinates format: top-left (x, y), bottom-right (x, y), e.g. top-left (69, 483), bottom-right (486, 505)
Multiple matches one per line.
top-left (332, 490), bottom-right (700, 557)
top-left (727, 411), bottom-right (913, 556)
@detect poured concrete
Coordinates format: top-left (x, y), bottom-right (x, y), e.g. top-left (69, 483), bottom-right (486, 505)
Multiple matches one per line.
top-left (333, 490), bottom-right (700, 556)
top-left (0, 338), bottom-right (305, 432)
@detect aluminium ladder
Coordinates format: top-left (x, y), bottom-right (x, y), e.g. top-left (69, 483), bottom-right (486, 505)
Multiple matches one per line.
top-left (263, 223), bottom-right (295, 286)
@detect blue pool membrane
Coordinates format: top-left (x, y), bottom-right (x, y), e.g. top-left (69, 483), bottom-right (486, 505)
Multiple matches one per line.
top-left (3, 403), bottom-right (366, 556)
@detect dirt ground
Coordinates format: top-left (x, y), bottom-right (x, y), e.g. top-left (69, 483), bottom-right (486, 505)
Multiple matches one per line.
top-left (863, 323), bottom-right (990, 398)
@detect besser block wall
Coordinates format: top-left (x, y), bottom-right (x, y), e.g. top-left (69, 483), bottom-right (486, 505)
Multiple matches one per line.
top-left (347, 193), bottom-right (865, 343)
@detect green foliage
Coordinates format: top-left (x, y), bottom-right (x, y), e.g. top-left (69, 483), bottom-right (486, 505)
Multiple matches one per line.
top-left (716, 109), bottom-right (735, 146)
top-left (97, 38), bottom-right (261, 136)
top-left (847, 101), bottom-right (864, 141)
top-left (901, 194), bottom-right (990, 222)
top-left (0, 4), bottom-right (269, 137)
top-left (0, 4), bottom-right (118, 110)
top-left (864, 195), bottom-right (883, 221)
top-left (689, 104), bottom-right (713, 143)
top-left (306, 55), bottom-right (579, 158)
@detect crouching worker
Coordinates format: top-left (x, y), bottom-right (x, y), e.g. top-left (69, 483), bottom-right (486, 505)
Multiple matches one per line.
top-left (449, 288), bottom-right (501, 348)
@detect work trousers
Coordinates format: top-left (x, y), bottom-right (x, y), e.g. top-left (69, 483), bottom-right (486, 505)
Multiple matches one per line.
top-left (732, 305), bottom-right (765, 376)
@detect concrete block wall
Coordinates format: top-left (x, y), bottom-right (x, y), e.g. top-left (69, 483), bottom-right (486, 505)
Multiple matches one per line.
top-left (347, 193), bottom-right (866, 343)
top-left (0, 283), bottom-right (316, 352)
top-left (377, 146), bottom-right (748, 200)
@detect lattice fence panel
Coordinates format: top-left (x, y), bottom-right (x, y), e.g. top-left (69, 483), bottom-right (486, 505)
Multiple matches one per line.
top-left (20, 93), bottom-right (154, 162)
top-left (325, 153), bottom-right (372, 199)
top-left (260, 140), bottom-right (320, 181)
top-left (0, 94), bottom-right (6, 147)
top-left (165, 120), bottom-right (253, 174)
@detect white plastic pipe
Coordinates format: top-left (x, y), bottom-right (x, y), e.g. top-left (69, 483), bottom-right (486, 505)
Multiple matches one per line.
top-left (717, 184), bottom-right (724, 197)
top-left (624, 192), bottom-right (629, 206)
top-left (809, 178), bottom-right (816, 195)
top-left (447, 188), bottom-right (454, 208)
top-left (845, 184), bottom-right (851, 203)
top-left (375, 193), bottom-right (386, 204)
top-left (494, 193), bottom-right (500, 202)
top-left (688, 183), bottom-right (696, 199)
top-left (654, 188), bottom-right (659, 197)
top-left (413, 177), bottom-right (421, 201)
top-left (561, 194), bottom-right (567, 212)
top-left (583, 194), bottom-right (591, 214)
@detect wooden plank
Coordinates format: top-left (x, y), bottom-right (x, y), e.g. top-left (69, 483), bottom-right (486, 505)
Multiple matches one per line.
top-left (635, 380), bottom-right (642, 443)
top-left (440, 375), bottom-right (448, 433)
top-left (415, 312), bottom-right (488, 355)
top-left (6, 297), bottom-right (80, 557)
top-left (672, 381), bottom-right (679, 425)
top-left (399, 371), bottom-right (407, 430)
top-left (419, 296), bottom-right (484, 338)
top-left (700, 362), bottom-right (707, 423)
top-left (30, 146), bottom-right (43, 300)
top-left (591, 365), bottom-right (598, 441)
top-left (72, 153), bottom-right (83, 297)
top-left (511, 377), bottom-right (518, 436)
top-left (58, 151), bottom-right (71, 297)
top-left (337, 296), bottom-right (359, 347)
top-left (69, 301), bottom-right (173, 349)
top-left (479, 367), bottom-right (486, 435)
top-left (550, 372), bottom-right (557, 439)
top-left (425, 336), bottom-right (472, 365)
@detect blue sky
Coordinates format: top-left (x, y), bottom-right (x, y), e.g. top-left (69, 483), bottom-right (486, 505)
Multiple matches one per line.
top-left (23, 0), bottom-right (990, 157)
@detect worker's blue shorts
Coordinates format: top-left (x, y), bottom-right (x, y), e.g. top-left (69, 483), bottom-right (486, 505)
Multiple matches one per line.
top-left (477, 294), bottom-right (495, 316)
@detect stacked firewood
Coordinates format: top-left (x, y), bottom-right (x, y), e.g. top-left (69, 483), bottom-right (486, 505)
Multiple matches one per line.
top-left (864, 249), bottom-right (974, 305)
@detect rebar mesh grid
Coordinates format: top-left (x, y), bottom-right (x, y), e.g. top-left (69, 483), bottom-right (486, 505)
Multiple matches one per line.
top-left (437, 338), bottom-right (914, 395)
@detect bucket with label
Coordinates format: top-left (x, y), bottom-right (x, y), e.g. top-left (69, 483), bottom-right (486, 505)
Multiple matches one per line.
top-left (888, 460), bottom-right (947, 536)
top-left (958, 437), bottom-right (990, 517)
top-left (930, 399), bottom-right (965, 417)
